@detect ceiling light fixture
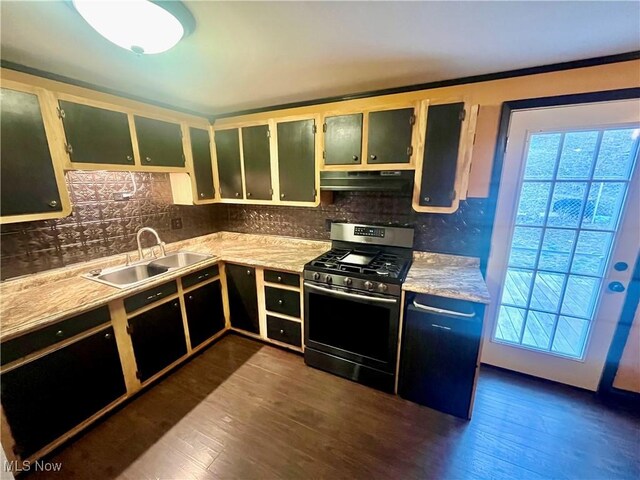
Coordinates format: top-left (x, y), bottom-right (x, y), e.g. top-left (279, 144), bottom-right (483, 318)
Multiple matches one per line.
top-left (71, 0), bottom-right (195, 55)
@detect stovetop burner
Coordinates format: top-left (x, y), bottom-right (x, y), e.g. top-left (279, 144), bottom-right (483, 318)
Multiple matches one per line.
top-left (309, 249), bottom-right (410, 280)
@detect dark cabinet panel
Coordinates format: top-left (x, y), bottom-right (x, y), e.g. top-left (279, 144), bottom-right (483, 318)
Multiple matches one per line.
top-left (324, 113), bottom-right (363, 165)
top-left (190, 127), bottom-right (215, 200)
top-left (265, 286), bottom-right (301, 318)
top-left (242, 125), bottom-right (272, 200)
top-left (184, 280), bottom-right (225, 349)
top-left (0, 88), bottom-right (62, 217)
top-left (1, 327), bottom-right (126, 458)
top-left (264, 269), bottom-right (299, 287)
top-left (59, 101), bottom-right (134, 166)
top-left (277, 119), bottom-right (316, 202)
top-left (225, 264), bottom-right (259, 334)
top-left (266, 315), bottom-right (302, 347)
top-left (134, 115), bottom-right (184, 167)
top-left (399, 294), bottom-right (482, 419)
top-left (182, 264), bottom-right (220, 290)
top-left (367, 108), bottom-right (414, 164)
top-left (124, 281), bottom-right (177, 313)
top-left (128, 300), bottom-right (187, 382)
top-left (215, 128), bottom-right (244, 199)
top-left (1, 306), bottom-right (110, 366)
top-left (419, 103), bottom-right (465, 208)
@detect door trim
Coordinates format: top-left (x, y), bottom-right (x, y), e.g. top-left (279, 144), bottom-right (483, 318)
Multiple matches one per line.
top-left (481, 88), bottom-right (640, 392)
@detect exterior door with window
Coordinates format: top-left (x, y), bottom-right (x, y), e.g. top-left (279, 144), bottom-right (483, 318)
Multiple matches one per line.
top-left (482, 99), bottom-right (639, 390)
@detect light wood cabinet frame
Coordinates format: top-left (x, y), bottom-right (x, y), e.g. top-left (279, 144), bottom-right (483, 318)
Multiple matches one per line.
top-left (320, 100), bottom-right (422, 172)
top-left (0, 79), bottom-right (72, 224)
top-left (411, 99), bottom-right (479, 214)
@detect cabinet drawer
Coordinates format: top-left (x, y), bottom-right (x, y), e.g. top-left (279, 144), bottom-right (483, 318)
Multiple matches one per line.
top-left (182, 264), bottom-right (219, 289)
top-left (266, 315), bottom-right (302, 347)
top-left (124, 281), bottom-right (177, 313)
top-left (264, 269), bottom-right (299, 288)
top-left (265, 286), bottom-right (301, 317)
top-left (1, 306), bottom-right (110, 366)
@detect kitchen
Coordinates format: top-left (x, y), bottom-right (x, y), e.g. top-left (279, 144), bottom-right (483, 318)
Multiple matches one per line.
top-left (1, 1), bottom-right (639, 479)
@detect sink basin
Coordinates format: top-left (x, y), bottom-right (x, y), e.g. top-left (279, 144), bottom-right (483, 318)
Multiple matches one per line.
top-left (149, 252), bottom-right (211, 270)
top-left (84, 251), bottom-right (212, 289)
top-left (94, 264), bottom-right (169, 287)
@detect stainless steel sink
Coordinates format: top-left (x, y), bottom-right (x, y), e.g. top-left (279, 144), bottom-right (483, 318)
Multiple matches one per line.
top-left (84, 251), bottom-right (212, 289)
top-left (148, 251), bottom-right (211, 270)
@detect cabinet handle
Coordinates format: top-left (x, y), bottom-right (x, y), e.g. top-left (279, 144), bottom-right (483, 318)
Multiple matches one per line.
top-left (197, 273), bottom-right (209, 280)
top-left (370, 154), bottom-right (377, 160)
top-left (278, 299), bottom-right (283, 305)
top-left (104, 332), bottom-right (113, 340)
top-left (247, 192), bottom-right (252, 198)
top-left (280, 193), bottom-right (286, 199)
top-left (48, 200), bottom-right (58, 208)
top-left (412, 300), bottom-right (475, 318)
top-left (55, 330), bottom-right (64, 338)
top-left (126, 155), bottom-right (133, 163)
top-left (200, 192), bottom-right (205, 198)
top-left (353, 155), bottom-right (358, 162)
top-left (431, 324), bottom-right (452, 331)
top-left (147, 292), bottom-right (163, 301)
top-left (173, 302), bottom-right (179, 308)
top-left (279, 329), bottom-right (285, 335)
top-left (423, 196), bottom-right (431, 203)
top-left (188, 295), bottom-right (194, 300)
top-left (145, 156), bottom-right (152, 163)
top-left (246, 269), bottom-right (252, 276)
top-left (277, 276), bottom-right (282, 282)
top-left (235, 192), bottom-right (240, 197)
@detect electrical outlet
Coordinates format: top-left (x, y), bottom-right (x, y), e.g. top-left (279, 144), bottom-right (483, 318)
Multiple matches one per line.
top-left (171, 218), bottom-right (183, 230)
top-left (113, 192), bottom-right (132, 201)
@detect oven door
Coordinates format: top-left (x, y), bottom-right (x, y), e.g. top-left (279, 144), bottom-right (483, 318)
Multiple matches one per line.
top-left (303, 281), bottom-right (400, 373)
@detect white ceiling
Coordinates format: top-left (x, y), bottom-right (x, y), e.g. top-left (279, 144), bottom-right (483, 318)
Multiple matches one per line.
top-left (1, 1), bottom-right (639, 116)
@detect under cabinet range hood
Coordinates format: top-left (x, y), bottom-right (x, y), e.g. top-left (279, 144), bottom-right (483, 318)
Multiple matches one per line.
top-left (320, 171), bottom-right (414, 192)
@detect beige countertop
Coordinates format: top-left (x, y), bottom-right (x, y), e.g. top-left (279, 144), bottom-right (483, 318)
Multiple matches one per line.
top-left (0, 231), bottom-right (490, 341)
top-left (0, 232), bottom-right (329, 342)
top-left (403, 252), bottom-right (491, 304)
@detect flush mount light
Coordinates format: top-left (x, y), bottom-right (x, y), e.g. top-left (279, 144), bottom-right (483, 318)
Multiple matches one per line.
top-left (71, 0), bottom-right (195, 55)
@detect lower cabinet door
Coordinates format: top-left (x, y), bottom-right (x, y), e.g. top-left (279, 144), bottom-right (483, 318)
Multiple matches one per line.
top-left (128, 300), bottom-right (187, 382)
top-left (0, 327), bottom-right (126, 458)
top-left (185, 280), bottom-right (225, 349)
top-left (225, 264), bottom-right (259, 334)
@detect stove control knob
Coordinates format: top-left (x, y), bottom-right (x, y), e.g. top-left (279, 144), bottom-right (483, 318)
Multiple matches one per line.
top-left (326, 275), bottom-right (333, 284)
top-left (379, 283), bottom-right (388, 293)
top-left (313, 272), bottom-right (320, 281)
top-left (344, 277), bottom-right (353, 286)
top-left (364, 281), bottom-right (373, 291)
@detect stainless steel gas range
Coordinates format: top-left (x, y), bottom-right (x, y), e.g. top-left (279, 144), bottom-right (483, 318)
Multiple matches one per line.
top-left (303, 222), bottom-right (414, 393)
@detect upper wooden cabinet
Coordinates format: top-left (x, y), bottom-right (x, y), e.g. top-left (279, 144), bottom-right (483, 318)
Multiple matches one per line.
top-left (58, 100), bottom-right (135, 166)
top-left (323, 113), bottom-right (363, 165)
top-left (134, 115), bottom-right (185, 168)
top-left (190, 127), bottom-right (215, 200)
top-left (215, 128), bottom-right (244, 199)
top-left (0, 84), bottom-right (70, 224)
top-left (242, 124), bottom-right (272, 200)
top-left (276, 118), bottom-right (317, 203)
top-left (412, 102), bottom-right (478, 214)
top-left (320, 103), bottom-right (419, 171)
top-left (367, 107), bottom-right (415, 164)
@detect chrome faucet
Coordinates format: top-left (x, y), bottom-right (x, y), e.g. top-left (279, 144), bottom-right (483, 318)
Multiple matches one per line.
top-left (136, 227), bottom-right (166, 260)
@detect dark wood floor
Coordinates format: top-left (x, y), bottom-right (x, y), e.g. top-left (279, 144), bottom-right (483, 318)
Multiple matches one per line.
top-left (26, 334), bottom-right (639, 480)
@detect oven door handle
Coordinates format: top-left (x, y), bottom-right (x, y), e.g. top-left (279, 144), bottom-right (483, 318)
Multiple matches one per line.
top-left (412, 300), bottom-right (476, 318)
top-left (304, 282), bottom-right (398, 304)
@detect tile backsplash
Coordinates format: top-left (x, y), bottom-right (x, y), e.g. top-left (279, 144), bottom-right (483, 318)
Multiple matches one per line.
top-left (210, 192), bottom-right (491, 260)
top-left (1, 178), bottom-right (491, 281)
top-left (0, 171), bottom-right (216, 280)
